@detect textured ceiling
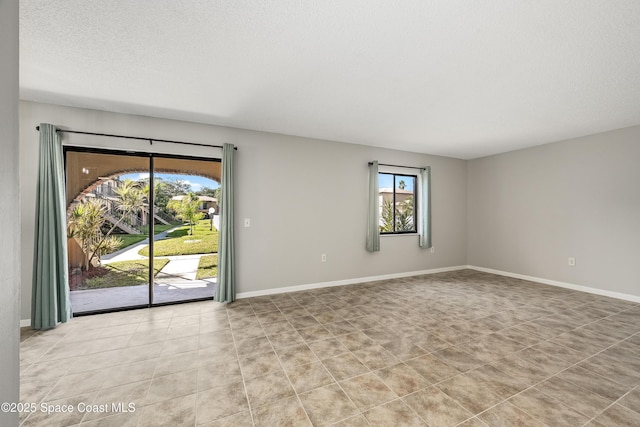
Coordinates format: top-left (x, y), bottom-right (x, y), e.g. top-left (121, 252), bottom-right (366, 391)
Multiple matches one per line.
top-left (20, 0), bottom-right (640, 159)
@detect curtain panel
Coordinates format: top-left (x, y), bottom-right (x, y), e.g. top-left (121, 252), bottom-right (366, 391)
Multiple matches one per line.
top-left (366, 161), bottom-right (380, 252)
top-left (32, 123), bottom-right (71, 329)
top-left (419, 166), bottom-right (432, 248)
top-left (215, 143), bottom-right (236, 303)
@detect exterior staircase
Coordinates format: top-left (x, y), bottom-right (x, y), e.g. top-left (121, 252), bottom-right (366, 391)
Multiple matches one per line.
top-left (103, 212), bottom-right (141, 235)
top-left (90, 189), bottom-right (176, 232)
top-left (153, 210), bottom-right (174, 225)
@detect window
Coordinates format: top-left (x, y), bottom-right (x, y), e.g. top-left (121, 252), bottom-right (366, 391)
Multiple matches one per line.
top-left (379, 173), bottom-right (417, 234)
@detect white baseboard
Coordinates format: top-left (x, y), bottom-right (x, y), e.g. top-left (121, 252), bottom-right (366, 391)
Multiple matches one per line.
top-left (19, 266), bottom-right (467, 325)
top-left (236, 265), bottom-right (468, 299)
top-left (467, 265), bottom-right (640, 303)
top-left (21, 265), bottom-right (634, 325)
top-left (20, 265), bottom-right (468, 327)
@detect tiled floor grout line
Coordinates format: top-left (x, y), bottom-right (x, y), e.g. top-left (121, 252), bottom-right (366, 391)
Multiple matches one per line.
top-left (465, 325), bottom-right (640, 426)
top-left (380, 298), bottom-right (638, 425)
top-left (260, 309), bottom-right (316, 427)
top-left (614, 385), bottom-right (640, 414)
top-left (582, 394), bottom-right (630, 427)
top-left (22, 316), bottom-right (142, 426)
top-left (579, 381), bottom-right (640, 426)
top-left (124, 314), bottom-right (164, 426)
top-left (255, 290), bottom-right (617, 427)
top-left (22, 328), bottom-right (68, 368)
top-left (327, 350), bottom-right (380, 426)
top-left (250, 300), bottom-right (362, 424)
top-left (276, 305), bottom-right (398, 425)
top-left (348, 340), bottom-right (435, 426)
top-left (230, 306), bottom-right (259, 427)
top-left (302, 318), bottom-right (369, 424)
top-left (575, 336), bottom-right (640, 426)
top-left (18, 273), bottom-right (640, 426)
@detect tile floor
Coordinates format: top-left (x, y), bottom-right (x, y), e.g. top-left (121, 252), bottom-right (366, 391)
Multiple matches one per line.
top-left (19, 269), bottom-right (640, 426)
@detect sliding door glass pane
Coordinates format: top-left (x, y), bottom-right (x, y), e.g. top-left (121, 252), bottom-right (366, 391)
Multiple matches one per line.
top-left (149, 156), bottom-right (221, 304)
top-left (65, 150), bottom-right (150, 313)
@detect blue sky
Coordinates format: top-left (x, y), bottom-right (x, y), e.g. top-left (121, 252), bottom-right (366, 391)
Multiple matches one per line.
top-left (119, 172), bottom-right (219, 191)
top-left (379, 173), bottom-right (415, 190)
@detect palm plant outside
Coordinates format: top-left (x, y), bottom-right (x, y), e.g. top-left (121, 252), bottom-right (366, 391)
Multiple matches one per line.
top-left (380, 198), bottom-right (414, 232)
top-left (69, 179), bottom-right (145, 269)
top-left (142, 179), bottom-right (159, 207)
top-left (89, 180), bottom-right (145, 263)
top-left (68, 199), bottom-right (122, 270)
top-left (380, 200), bottom-right (395, 232)
top-left (167, 192), bottom-right (204, 236)
top-left (395, 197), bottom-right (414, 231)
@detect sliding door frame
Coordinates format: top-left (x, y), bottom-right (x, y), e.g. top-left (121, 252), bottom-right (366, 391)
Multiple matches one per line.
top-left (64, 145), bottom-right (221, 316)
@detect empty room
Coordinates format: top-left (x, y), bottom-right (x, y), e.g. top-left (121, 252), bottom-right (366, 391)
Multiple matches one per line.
top-left (2, 1), bottom-right (640, 426)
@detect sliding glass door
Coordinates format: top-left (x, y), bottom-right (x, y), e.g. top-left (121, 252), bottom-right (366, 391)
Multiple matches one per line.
top-left (65, 147), bottom-right (221, 314)
top-left (150, 156), bottom-right (220, 305)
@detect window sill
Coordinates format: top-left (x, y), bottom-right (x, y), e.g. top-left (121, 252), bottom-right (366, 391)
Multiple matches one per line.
top-left (381, 233), bottom-right (418, 237)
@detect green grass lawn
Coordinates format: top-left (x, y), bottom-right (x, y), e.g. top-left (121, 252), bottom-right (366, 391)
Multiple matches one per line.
top-left (196, 254), bottom-right (218, 279)
top-left (79, 258), bottom-right (169, 290)
top-left (138, 220), bottom-right (218, 256)
top-left (111, 224), bottom-right (178, 252)
top-left (115, 234), bottom-right (147, 250)
top-left (139, 224), bottom-right (177, 235)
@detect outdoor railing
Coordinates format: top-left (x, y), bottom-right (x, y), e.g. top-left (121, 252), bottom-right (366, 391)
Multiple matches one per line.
top-left (154, 209), bottom-right (177, 224)
top-left (91, 192), bottom-right (144, 234)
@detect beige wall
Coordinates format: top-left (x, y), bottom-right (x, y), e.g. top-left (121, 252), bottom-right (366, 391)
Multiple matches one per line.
top-left (20, 101), bottom-right (469, 322)
top-left (468, 125), bottom-right (640, 297)
top-left (19, 99), bottom-right (640, 327)
top-left (0, 0), bottom-right (20, 423)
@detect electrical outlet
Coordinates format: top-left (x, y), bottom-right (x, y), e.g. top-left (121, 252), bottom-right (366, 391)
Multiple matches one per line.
top-left (321, 253), bottom-right (327, 262)
top-left (568, 257), bottom-right (576, 266)
top-left (243, 218), bottom-right (250, 227)
top-left (430, 247), bottom-right (435, 253)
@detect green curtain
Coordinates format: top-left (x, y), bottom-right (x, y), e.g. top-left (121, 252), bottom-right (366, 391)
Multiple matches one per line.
top-left (32, 124), bottom-right (71, 329)
top-left (419, 166), bottom-right (432, 248)
top-left (366, 161), bottom-right (380, 252)
top-left (215, 143), bottom-right (236, 303)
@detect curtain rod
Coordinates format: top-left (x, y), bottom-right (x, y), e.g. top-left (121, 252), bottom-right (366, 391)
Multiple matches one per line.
top-left (369, 162), bottom-right (425, 170)
top-left (35, 126), bottom-right (237, 150)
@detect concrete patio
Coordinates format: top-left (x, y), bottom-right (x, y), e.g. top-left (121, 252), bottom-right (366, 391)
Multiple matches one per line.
top-left (71, 220), bottom-right (219, 313)
top-left (70, 277), bottom-right (216, 313)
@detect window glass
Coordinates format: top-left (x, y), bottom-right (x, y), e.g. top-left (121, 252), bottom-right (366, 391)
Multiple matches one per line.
top-left (379, 173), bottom-right (417, 234)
